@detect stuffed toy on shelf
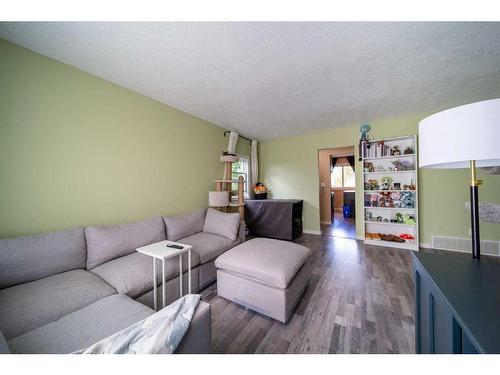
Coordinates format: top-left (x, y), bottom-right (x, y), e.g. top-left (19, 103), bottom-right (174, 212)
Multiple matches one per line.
top-left (400, 191), bottom-right (414, 208)
top-left (380, 176), bottom-right (393, 190)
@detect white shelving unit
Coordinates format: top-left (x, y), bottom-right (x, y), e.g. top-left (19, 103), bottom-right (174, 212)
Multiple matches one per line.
top-left (362, 135), bottom-right (419, 251)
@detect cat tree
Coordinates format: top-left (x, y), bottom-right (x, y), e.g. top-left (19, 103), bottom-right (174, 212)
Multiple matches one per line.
top-left (209, 154), bottom-right (245, 219)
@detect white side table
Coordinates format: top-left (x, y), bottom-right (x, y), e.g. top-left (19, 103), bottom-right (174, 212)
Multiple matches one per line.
top-left (136, 240), bottom-right (193, 311)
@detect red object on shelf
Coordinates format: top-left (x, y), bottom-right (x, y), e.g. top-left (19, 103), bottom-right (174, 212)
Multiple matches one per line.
top-left (400, 233), bottom-right (414, 240)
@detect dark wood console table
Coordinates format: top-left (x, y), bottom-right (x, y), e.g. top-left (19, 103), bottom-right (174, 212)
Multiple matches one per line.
top-left (412, 251), bottom-right (500, 354)
top-left (244, 199), bottom-right (303, 240)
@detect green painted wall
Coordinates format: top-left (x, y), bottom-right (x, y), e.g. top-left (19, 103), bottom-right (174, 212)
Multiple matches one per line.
top-left (260, 114), bottom-right (500, 243)
top-left (0, 39), bottom-right (234, 238)
top-left (2, 38), bottom-right (498, 243)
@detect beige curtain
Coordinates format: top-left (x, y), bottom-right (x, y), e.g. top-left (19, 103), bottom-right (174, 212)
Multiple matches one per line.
top-left (227, 131), bottom-right (239, 154)
top-left (251, 140), bottom-right (258, 188)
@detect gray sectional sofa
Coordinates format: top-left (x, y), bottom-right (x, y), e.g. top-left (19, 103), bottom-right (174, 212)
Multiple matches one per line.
top-left (0, 208), bottom-right (245, 354)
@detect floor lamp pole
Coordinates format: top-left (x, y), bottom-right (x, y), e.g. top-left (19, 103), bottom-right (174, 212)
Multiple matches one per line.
top-left (470, 160), bottom-right (481, 259)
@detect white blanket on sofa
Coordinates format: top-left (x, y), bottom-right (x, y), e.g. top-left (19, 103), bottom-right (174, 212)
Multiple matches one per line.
top-left (76, 294), bottom-right (200, 354)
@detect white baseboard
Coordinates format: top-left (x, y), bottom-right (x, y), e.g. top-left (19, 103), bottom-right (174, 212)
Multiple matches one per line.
top-left (303, 230), bottom-right (322, 236)
top-left (417, 241), bottom-right (499, 257)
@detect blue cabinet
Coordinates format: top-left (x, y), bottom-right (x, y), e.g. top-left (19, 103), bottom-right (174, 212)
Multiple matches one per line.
top-left (412, 252), bottom-right (499, 354)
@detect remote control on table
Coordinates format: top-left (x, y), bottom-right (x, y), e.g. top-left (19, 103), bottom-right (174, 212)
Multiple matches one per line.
top-left (167, 244), bottom-right (184, 249)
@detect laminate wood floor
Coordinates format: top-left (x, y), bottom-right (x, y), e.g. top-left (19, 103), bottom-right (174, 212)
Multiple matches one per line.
top-left (200, 233), bottom-right (416, 354)
top-left (321, 212), bottom-right (356, 239)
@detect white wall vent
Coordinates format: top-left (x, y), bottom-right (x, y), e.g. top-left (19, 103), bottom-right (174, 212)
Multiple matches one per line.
top-left (431, 236), bottom-right (500, 257)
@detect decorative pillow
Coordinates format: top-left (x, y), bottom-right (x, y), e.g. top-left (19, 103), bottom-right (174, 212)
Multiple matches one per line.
top-left (163, 208), bottom-right (207, 242)
top-left (202, 208), bottom-right (240, 241)
top-left (0, 228), bottom-right (86, 289)
top-left (85, 217), bottom-right (166, 270)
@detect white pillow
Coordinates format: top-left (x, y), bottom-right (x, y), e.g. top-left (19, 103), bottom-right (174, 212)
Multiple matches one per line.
top-left (202, 208), bottom-right (240, 240)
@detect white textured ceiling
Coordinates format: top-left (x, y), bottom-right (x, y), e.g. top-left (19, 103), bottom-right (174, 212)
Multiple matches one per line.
top-left (1, 22), bottom-right (500, 140)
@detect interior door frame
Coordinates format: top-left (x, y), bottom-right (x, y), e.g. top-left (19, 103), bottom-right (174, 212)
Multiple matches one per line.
top-left (317, 145), bottom-right (356, 227)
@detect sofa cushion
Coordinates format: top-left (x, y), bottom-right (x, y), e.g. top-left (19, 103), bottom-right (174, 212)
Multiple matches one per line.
top-left (202, 208), bottom-right (240, 241)
top-left (179, 232), bottom-right (239, 264)
top-left (0, 228), bottom-right (86, 289)
top-left (0, 270), bottom-right (116, 340)
top-left (214, 238), bottom-right (311, 289)
top-left (7, 294), bottom-right (154, 354)
top-left (90, 251), bottom-right (200, 298)
top-left (163, 208), bottom-right (207, 242)
top-left (85, 217), bottom-right (166, 270)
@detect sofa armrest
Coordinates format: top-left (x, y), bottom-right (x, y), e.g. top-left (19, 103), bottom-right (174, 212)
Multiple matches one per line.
top-left (238, 221), bottom-right (246, 243)
top-left (175, 300), bottom-right (211, 354)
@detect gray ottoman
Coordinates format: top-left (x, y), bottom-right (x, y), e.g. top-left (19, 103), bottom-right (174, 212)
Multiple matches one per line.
top-left (214, 238), bottom-right (312, 323)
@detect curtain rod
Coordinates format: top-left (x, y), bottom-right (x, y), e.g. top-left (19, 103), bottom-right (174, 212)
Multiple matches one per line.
top-left (223, 131), bottom-right (253, 143)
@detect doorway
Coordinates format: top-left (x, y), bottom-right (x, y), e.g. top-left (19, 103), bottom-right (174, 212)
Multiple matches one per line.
top-left (318, 146), bottom-right (356, 239)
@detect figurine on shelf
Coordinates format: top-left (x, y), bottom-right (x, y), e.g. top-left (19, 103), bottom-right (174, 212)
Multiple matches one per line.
top-left (380, 191), bottom-right (393, 207)
top-left (403, 160), bottom-right (414, 169)
top-left (395, 212), bottom-right (404, 223)
top-left (393, 182), bottom-right (401, 190)
top-left (376, 165), bottom-right (386, 172)
top-left (380, 176), bottom-right (393, 190)
top-left (378, 195), bottom-right (385, 207)
top-left (403, 146), bottom-right (413, 155)
top-left (364, 162), bottom-right (375, 173)
top-left (370, 194), bottom-right (379, 207)
top-left (368, 179), bottom-right (379, 190)
top-left (404, 214), bottom-right (416, 225)
top-left (391, 145), bottom-right (401, 156)
top-left (391, 160), bottom-right (400, 171)
top-left (392, 159), bottom-right (413, 171)
top-left (408, 179), bottom-right (416, 191)
top-left (386, 194), bottom-right (394, 208)
top-left (391, 192), bottom-right (401, 208)
top-left (358, 124), bottom-right (374, 161)
top-left (400, 191), bottom-right (414, 208)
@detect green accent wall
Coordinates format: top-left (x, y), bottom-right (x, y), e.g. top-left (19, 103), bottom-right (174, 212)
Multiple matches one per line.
top-left (2, 38), bottom-right (499, 243)
top-left (260, 114), bottom-right (500, 243)
top-left (0, 39), bottom-right (232, 238)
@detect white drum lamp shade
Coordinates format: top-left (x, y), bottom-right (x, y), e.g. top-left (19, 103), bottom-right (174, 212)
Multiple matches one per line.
top-left (208, 191), bottom-right (229, 207)
top-left (419, 98), bottom-right (500, 169)
top-left (418, 98), bottom-right (500, 260)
